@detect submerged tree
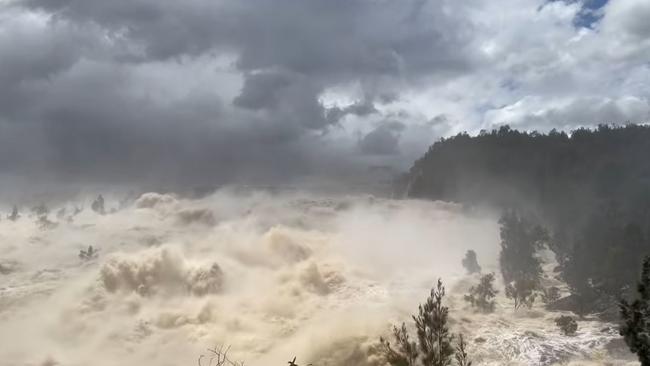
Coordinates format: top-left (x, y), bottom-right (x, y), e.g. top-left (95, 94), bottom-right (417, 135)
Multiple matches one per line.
top-left (91, 195), bottom-right (106, 215)
top-left (464, 273), bottom-right (498, 313)
top-left (79, 245), bottom-right (98, 261)
top-left (7, 205), bottom-right (20, 221)
top-left (505, 276), bottom-right (538, 310)
top-left (540, 286), bottom-right (561, 305)
top-left (31, 203), bottom-right (49, 218)
top-left (462, 250), bottom-right (481, 275)
top-left (620, 256), bottom-right (650, 365)
top-left (554, 315), bottom-right (578, 336)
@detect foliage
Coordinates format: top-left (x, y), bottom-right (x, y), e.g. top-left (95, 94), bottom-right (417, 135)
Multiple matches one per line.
top-left (464, 273), bottom-right (498, 313)
top-left (380, 323), bottom-right (418, 366)
top-left (554, 315), bottom-right (578, 336)
top-left (79, 245), bottom-right (98, 261)
top-left (498, 211), bottom-right (546, 309)
top-left (414, 279), bottom-right (455, 366)
top-left (406, 124), bottom-right (650, 314)
top-left (454, 334), bottom-right (472, 366)
top-left (461, 250), bottom-right (481, 274)
top-left (504, 276), bottom-right (537, 310)
top-left (381, 279), bottom-right (469, 366)
top-left (7, 205), bottom-right (19, 221)
top-left (620, 256), bottom-right (650, 365)
top-left (540, 286), bottom-right (561, 305)
top-left (91, 194), bottom-right (106, 215)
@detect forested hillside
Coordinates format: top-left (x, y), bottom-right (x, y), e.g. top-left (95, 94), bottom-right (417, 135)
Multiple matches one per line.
top-left (407, 124), bottom-right (650, 314)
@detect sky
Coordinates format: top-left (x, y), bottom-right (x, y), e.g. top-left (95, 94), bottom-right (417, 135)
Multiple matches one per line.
top-left (0, 0), bottom-right (649, 190)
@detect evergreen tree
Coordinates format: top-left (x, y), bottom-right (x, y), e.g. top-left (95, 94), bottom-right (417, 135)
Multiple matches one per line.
top-left (464, 273), bottom-right (498, 313)
top-left (454, 334), bottom-right (472, 366)
top-left (505, 276), bottom-right (537, 310)
top-left (381, 279), bottom-right (468, 366)
top-left (620, 256), bottom-right (650, 365)
top-left (380, 323), bottom-right (418, 366)
top-left (461, 250), bottom-right (481, 274)
top-left (413, 279), bottom-right (454, 366)
top-left (498, 211), bottom-right (546, 309)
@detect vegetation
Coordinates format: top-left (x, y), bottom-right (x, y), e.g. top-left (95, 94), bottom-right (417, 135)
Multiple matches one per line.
top-left (381, 279), bottom-right (470, 366)
top-left (620, 256), bottom-right (650, 365)
top-left (540, 286), bottom-right (561, 305)
top-left (498, 211), bottom-right (546, 309)
top-left (504, 277), bottom-right (537, 310)
top-left (79, 245), bottom-right (98, 261)
top-left (91, 194), bottom-right (106, 215)
top-left (461, 250), bottom-right (481, 275)
top-left (454, 334), bottom-right (472, 366)
top-left (407, 124), bottom-right (650, 314)
top-left (554, 316), bottom-right (578, 336)
top-left (464, 273), bottom-right (498, 313)
top-left (7, 205), bottom-right (19, 221)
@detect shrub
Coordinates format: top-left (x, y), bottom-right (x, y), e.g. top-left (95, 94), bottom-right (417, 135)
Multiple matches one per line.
top-left (554, 315), bottom-right (578, 336)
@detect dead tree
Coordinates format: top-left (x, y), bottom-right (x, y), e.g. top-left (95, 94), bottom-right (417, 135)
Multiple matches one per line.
top-left (198, 345), bottom-right (244, 366)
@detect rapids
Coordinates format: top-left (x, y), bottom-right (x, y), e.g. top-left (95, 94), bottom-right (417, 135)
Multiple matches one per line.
top-left (0, 191), bottom-right (638, 365)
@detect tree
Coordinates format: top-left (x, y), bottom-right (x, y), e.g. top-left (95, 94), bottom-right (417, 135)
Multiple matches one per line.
top-left (620, 256), bottom-right (650, 365)
top-left (461, 250), bottom-right (481, 275)
top-left (554, 316), bottom-right (578, 336)
top-left (413, 279), bottom-right (454, 366)
top-left (381, 279), bottom-right (469, 366)
top-left (540, 286), bottom-right (561, 305)
top-left (464, 273), bottom-right (498, 313)
top-left (91, 195), bottom-right (105, 215)
top-left (380, 323), bottom-right (418, 366)
top-left (505, 276), bottom-right (537, 310)
top-left (31, 203), bottom-right (49, 218)
top-left (7, 205), bottom-right (19, 221)
top-left (499, 211), bottom-right (546, 309)
top-left (454, 334), bottom-right (472, 366)
top-left (404, 124), bottom-right (650, 317)
top-left (79, 245), bottom-right (98, 261)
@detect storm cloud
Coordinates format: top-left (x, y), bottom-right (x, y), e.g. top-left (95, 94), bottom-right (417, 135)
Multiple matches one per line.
top-left (0, 0), bottom-right (649, 191)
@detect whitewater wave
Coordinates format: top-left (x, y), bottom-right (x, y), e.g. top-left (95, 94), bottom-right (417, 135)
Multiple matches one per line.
top-left (0, 190), bottom-right (638, 365)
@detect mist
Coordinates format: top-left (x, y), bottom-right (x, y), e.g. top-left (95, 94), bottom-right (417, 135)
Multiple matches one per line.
top-left (2, 0), bottom-right (650, 364)
top-left (0, 191), bottom-right (495, 365)
top-left (0, 190), bottom-right (636, 365)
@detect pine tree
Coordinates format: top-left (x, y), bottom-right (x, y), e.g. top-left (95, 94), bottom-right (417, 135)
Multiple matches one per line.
top-left (464, 273), bottom-right (498, 313)
top-left (462, 250), bottom-right (481, 274)
top-left (454, 334), bottom-right (472, 366)
top-left (413, 279), bottom-right (454, 366)
top-left (498, 211), bottom-right (546, 309)
top-left (620, 256), bottom-right (650, 365)
top-left (380, 323), bottom-right (418, 366)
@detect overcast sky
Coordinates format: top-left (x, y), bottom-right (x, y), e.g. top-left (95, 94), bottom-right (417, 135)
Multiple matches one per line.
top-left (0, 0), bottom-right (649, 190)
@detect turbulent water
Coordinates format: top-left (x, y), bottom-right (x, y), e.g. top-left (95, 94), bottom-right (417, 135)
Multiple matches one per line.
top-left (0, 190), bottom-right (639, 365)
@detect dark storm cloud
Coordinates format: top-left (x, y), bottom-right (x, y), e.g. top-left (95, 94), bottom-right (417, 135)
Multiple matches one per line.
top-left (0, 0), bottom-right (478, 189)
top-left (358, 121), bottom-right (406, 155)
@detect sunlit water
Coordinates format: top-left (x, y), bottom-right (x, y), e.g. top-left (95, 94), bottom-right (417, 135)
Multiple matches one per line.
top-left (0, 191), bottom-right (638, 365)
